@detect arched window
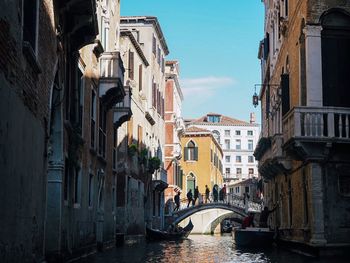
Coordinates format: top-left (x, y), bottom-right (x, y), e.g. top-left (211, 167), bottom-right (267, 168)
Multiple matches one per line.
top-left (187, 173), bottom-right (196, 194)
top-left (184, 140), bottom-right (198, 161)
top-left (321, 9), bottom-right (350, 107)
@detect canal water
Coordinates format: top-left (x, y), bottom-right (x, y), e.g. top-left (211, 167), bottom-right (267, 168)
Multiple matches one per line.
top-left (76, 234), bottom-right (347, 263)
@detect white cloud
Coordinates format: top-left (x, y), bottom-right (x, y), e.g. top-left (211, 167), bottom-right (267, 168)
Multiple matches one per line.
top-left (180, 76), bottom-right (236, 98)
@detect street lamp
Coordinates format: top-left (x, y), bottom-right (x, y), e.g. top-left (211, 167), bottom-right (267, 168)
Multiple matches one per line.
top-left (252, 84), bottom-right (280, 108)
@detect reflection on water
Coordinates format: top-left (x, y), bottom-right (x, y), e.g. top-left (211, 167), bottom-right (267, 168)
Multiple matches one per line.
top-left (76, 234), bottom-right (347, 263)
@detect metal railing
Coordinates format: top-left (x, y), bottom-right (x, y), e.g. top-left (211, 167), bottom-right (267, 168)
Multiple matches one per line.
top-left (283, 106), bottom-right (350, 142)
top-left (177, 192), bottom-right (262, 212)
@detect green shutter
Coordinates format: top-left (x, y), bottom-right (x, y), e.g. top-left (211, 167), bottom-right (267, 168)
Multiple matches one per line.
top-left (194, 147), bottom-right (198, 161)
top-left (184, 147), bottom-right (188, 161)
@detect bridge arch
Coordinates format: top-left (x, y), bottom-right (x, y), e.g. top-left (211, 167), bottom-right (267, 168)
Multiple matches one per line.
top-left (171, 203), bottom-right (248, 226)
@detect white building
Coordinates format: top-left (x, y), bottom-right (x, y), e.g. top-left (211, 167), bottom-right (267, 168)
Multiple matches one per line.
top-left (187, 113), bottom-right (260, 183)
top-left (119, 16), bottom-right (169, 229)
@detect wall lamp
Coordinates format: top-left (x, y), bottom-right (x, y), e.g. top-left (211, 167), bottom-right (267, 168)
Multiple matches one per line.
top-left (252, 84), bottom-right (280, 107)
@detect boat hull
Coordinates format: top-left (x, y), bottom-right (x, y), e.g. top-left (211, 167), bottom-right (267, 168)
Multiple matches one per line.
top-left (146, 220), bottom-right (193, 241)
top-left (232, 227), bottom-right (274, 247)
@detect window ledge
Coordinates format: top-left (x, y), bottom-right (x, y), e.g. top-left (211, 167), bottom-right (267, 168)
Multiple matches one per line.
top-left (22, 41), bottom-right (42, 74)
top-left (73, 203), bottom-right (81, 209)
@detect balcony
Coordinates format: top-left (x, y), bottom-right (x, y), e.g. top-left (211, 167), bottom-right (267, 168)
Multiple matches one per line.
top-left (99, 52), bottom-right (125, 109)
top-left (113, 86), bottom-right (132, 128)
top-left (255, 134), bottom-right (291, 180)
top-left (283, 106), bottom-right (350, 160)
top-left (58, 0), bottom-right (98, 50)
top-left (152, 168), bottom-right (168, 191)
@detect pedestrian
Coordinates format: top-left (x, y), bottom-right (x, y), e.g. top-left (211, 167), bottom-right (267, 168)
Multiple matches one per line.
top-left (222, 184), bottom-right (227, 203)
top-left (193, 186), bottom-right (199, 206)
top-left (219, 188), bottom-right (223, 202)
top-left (259, 204), bottom-right (278, 228)
top-left (213, 185), bottom-right (218, 202)
top-left (205, 185), bottom-right (210, 203)
top-left (242, 213), bottom-right (255, 229)
top-left (174, 192), bottom-right (181, 211)
top-left (186, 189), bottom-right (193, 208)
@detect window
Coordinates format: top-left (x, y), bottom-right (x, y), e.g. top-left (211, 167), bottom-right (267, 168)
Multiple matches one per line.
top-left (247, 130), bottom-right (253, 136)
top-left (74, 167), bottom-right (81, 206)
top-left (129, 50), bottom-right (134, 80)
top-left (99, 102), bottom-right (107, 158)
top-left (225, 130), bottom-right (230, 136)
top-left (321, 11), bottom-right (350, 108)
top-left (224, 139), bottom-right (230, 150)
top-left (235, 187), bottom-right (240, 194)
top-left (235, 130), bottom-right (241, 136)
top-left (236, 139), bottom-right (241, 150)
top-left (152, 35), bottom-right (156, 55)
top-left (64, 158), bottom-right (69, 202)
top-left (90, 88), bottom-right (96, 148)
top-left (184, 141), bottom-right (198, 161)
top-left (77, 68), bottom-right (84, 135)
top-left (248, 140), bottom-right (254, 150)
top-left (157, 46), bottom-right (161, 64)
top-left (207, 115), bottom-right (220, 123)
top-left (138, 65), bottom-right (143, 91)
top-left (248, 168), bottom-right (254, 176)
top-left (23, 0), bottom-right (39, 53)
top-left (236, 168), bottom-right (242, 175)
top-left (225, 155), bottom-right (231, 163)
top-left (88, 174), bottom-right (94, 207)
top-left (225, 168), bottom-right (231, 175)
top-left (248, 156), bottom-right (254, 163)
top-left (236, 156), bottom-right (242, 163)
top-left (152, 82), bottom-right (157, 108)
top-left (113, 127), bottom-right (117, 170)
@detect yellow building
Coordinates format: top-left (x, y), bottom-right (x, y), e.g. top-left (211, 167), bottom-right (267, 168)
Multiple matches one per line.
top-left (180, 127), bottom-right (223, 199)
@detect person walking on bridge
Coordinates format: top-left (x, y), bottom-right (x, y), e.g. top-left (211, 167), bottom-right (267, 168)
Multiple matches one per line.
top-left (193, 186), bottom-right (199, 206)
top-left (186, 189), bottom-right (193, 208)
top-left (174, 192), bottom-right (181, 211)
top-left (205, 185), bottom-right (210, 203)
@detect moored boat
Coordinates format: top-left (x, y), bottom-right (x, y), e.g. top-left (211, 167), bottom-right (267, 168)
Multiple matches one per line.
top-left (146, 220), bottom-right (194, 241)
top-left (232, 227), bottom-right (274, 247)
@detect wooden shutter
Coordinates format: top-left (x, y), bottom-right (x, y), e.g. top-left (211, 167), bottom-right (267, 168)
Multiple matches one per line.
top-left (264, 33), bottom-right (270, 60)
top-left (129, 51), bottom-right (134, 80)
top-left (194, 147), bottom-right (198, 161)
top-left (281, 74), bottom-right (290, 116)
top-left (184, 147), bottom-right (188, 161)
top-left (127, 117), bottom-right (133, 145)
top-left (138, 65), bottom-right (142, 91)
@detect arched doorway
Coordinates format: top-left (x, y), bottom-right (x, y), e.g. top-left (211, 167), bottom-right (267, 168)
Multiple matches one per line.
top-left (187, 173), bottom-right (196, 194)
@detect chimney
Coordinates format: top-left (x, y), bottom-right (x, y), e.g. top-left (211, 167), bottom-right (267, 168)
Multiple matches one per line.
top-left (250, 112), bottom-right (256, 124)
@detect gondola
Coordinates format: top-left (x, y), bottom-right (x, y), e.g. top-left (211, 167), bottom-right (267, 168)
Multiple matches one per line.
top-left (232, 227), bottom-right (274, 247)
top-left (146, 220), bottom-right (194, 241)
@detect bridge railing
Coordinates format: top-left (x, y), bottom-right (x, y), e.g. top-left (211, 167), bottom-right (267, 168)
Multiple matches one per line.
top-left (177, 192), bottom-right (262, 212)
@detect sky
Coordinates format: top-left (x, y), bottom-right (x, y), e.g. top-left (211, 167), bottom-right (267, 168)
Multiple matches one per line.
top-left (121, 0), bottom-right (264, 123)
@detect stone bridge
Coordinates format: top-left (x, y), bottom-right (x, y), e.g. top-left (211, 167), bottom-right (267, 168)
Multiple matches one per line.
top-left (165, 196), bottom-right (262, 234)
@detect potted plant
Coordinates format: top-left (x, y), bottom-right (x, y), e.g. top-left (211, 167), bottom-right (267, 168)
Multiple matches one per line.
top-left (139, 148), bottom-right (148, 165)
top-left (148, 156), bottom-right (161, 174)
top-left (128, 144), bottom-right (138, 156)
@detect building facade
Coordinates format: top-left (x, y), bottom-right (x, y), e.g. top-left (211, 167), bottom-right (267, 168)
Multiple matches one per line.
top-left (255, 0), bottom-right (350, 256)
top-left (164, 61), bottom-right (185, 204)
top-left (180, 127), bottom-right (224, 201)
top-left (45, 0), bottom-right (127, 259)
top-left (119, 16), bottom-right (169, 230)
top-left (188, 113), bottom-right (260, 183)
